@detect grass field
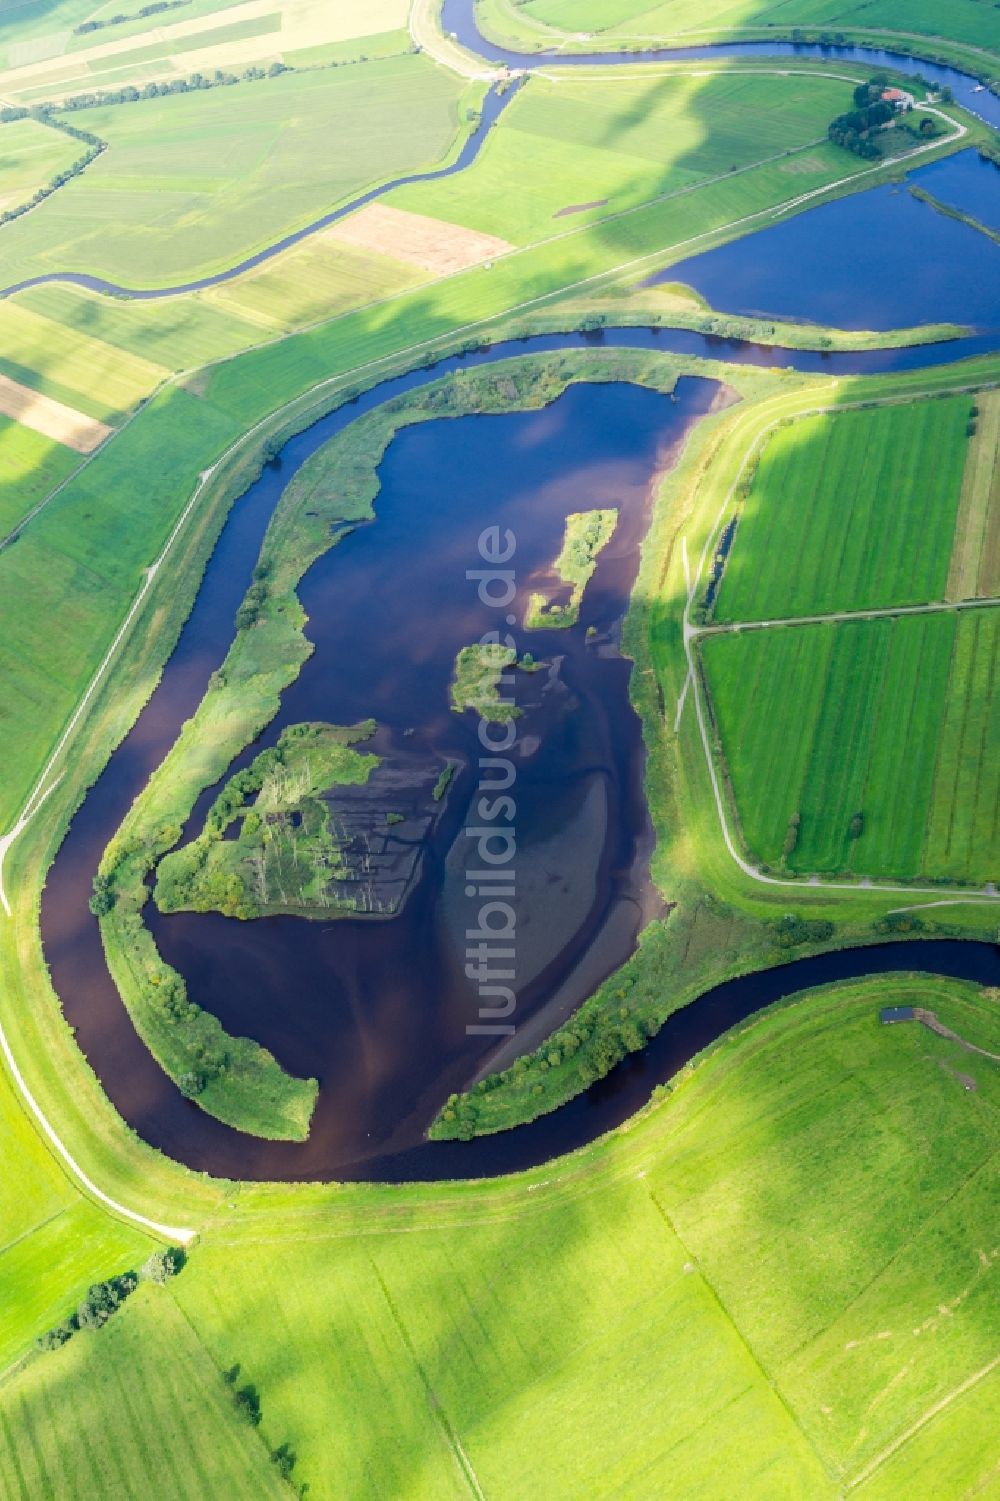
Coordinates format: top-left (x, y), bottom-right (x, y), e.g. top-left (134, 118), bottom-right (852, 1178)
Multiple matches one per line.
top-left (949, 388), bottom-right (1000, 600)
top-left (198, 233), bottom-right (427, 331)
top-left (0, 298), bottom-right (169, 420)
top-left (0, 116), bottom-right (81, 214)
top-left (714, 397), bottom-right (974, 622)
top-left (479, 0), bottom-right (1000, 68)
top-left (0, 1286), bottom-right (290, 1498)
top-left (390, 69), bottom-right (849, 246)
top-left (0, 1051), bottom-right (152, 1374)
top-left (0, 57), bottom-right (471, 288)
top-left (0, 418), bottom-right (79, 536)
top-left (1, 975), bottom-right (991, 1500)
top-left (701, 608), bottom-right (1000, 882)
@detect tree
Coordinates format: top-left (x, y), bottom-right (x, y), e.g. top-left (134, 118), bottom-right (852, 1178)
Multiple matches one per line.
top-left (89, 873), bottom-right (115, 916)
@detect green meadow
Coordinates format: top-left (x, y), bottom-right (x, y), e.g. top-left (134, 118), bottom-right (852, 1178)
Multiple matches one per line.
top-left (0, 419), bottom-right (79, 537)
top-left (3, 976), bottom-right (997, 1500)
top-left (0, 1), bottom-right (996, 1492)
top-left (0, 56), bottom-right (473, 287)
top-left (0, 117), bottom-right (81, 212)
top-left (390, 68), bottom-right (850, 245)
top-left (714, 397), bottom-right (974, 621)
top-left (0, 1287), bottom-right (290, 1499)
top-left (0, 1054), bottom-right (152, 1374)
top-left (702, 608), bottom-right (1000, 882)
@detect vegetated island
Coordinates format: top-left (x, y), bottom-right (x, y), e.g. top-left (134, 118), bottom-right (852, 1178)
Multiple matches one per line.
top-left (154, 721), bottom-right (378, 921)
top-left (525, 507), bottom-right (618, 629)
top-left (450, 643), bottom-right (540, 722)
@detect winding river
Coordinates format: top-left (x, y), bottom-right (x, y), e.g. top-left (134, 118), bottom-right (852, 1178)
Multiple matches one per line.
top-left (38, 10), bottom-right (1000, 1183)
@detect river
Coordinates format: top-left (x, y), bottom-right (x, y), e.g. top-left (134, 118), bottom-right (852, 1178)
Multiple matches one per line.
top-left (37, 11), bottom-right (1000, 1183)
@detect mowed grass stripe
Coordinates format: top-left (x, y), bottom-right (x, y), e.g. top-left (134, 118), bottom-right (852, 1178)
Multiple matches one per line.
top-left (702, 612), bottom-right (995, 882)
top-left (924, 608), bottom-right (1000, 880)
top-left (715, 399), bottom-right (972, 622)
top-left (858, 612), bottom-right (954, 876)
top-left (794, 620), bottom-right (893, 873)
top-left (949, 389), bottom-right (1000, 599)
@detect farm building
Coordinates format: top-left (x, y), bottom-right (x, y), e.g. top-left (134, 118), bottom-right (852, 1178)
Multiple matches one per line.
top-left (882, 87), bottom-right (916, 111)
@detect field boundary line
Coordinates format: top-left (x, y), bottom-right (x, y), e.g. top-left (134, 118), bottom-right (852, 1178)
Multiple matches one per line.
top-left (644, 1183), bottom-right (834, 1483)
top-left (369, 1255), bottom-right (488, 1500)
top-left (696, 594), bottom-right (1000, 636)
top-left (845, 1353), bottom-right (1000, 1491)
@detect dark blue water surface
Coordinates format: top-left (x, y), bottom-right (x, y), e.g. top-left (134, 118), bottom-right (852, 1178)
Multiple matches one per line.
top-left (917, 146), bottom-right (1000, 231)
top-left (660, 155), bottom-right (1000, 330)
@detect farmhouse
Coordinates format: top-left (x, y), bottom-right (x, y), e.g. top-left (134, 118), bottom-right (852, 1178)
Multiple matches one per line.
top-left (882, 87), bottom-right (915, 111)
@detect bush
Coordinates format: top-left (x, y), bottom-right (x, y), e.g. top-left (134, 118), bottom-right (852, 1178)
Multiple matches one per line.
top-left (771, 914), bottom-right (835, 948)
top-left (140, 1246), bottom-right (186, 1284)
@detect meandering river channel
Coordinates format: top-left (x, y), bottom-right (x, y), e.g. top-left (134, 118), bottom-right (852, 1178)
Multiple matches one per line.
top-left (39, 11), bottom-right (1000, 1183)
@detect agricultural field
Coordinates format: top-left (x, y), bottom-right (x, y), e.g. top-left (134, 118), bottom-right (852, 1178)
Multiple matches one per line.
top-left (0, 1049), bottom-right (152, 1373)
top-left (479, 0), bottom-right (1000, 65)
top-left (389, 68), bottom-right (852, 246)
top-left (0, 0), bottom-right (412, 101)
top-left (949, 387), bottom-right (1000, 599)
top-left (4, 976), bottom-right (996, 1499)
top-left (0, 0), bottom-right (997, 1495)
top-left (0, 418), bottom-right (79, 536)
top-left (701, 608), bottom-right (1000, 883)
top-left (713, 397), bottom-right (975, 622)
top-left (0, 56), bottom-right (473, 288)
top-left (0, 1287), bottom-right (290, 1499)
top-left (0, 116), bottom-right (81, 215)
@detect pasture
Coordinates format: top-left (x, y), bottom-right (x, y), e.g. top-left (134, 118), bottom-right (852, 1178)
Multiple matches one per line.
top-left (701, 608), bottom-right (1000, 882)
top-left (480, 0), bottom-right (1000, 66)
top-left (949, 388), bottom-right (1000, 599)
top-left (0, 56), bottom-right (471, 288)
top-left (0, 1044), bottom-right (152, 1374)
top-left (714, 397), bottom-right (973, 621)
top-left (389, 68), bottom-right (849, 247)
top-left (0, 1287), bottom-right (289, 1499)
top-left (0, 299), bottom-right (169, 420)
top-left (0, 418), bottom-right (78, 535)
top-left (0, 117), bottom-right (80, 214)
top-left (124, 974), bottom-right (1000, 1500)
